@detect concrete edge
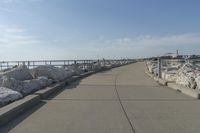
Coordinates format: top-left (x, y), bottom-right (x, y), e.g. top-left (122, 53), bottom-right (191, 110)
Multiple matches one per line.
top-left (34, 71), bottom-right (98, 99)
top-left (0, 63), bottom-right (134, 127)
top-left (0, 95), bottom-right (40, 126)
top-left (167, 83), bottom-right (200, 99)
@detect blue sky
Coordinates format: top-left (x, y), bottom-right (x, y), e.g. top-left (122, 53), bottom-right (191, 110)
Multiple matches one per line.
top-left (0, 0), bottom-right (200, 60)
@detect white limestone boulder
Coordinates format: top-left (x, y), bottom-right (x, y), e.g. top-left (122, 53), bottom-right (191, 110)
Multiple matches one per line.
top-left (161, 70), bottom-right (177, 82)
top-left (176, 72), bottom-right (197, 89)
top-left (0, 65), bottom-right (33, 81)
top-left (65, 65), bottom-right (82, 75)
top-left (195, 75), bottom-right (200, 90)
top-left (0, 76), bottom-right (52, 96)
top-left (146, 61), bottom-right (157, 74)
top-left (92, 63), bottom-right (101, 70)
top-left (0, 87), bottom-right (22, 106)
top-left (0, 76), bottom-right (23, 93)
top-left (21, 77), bottom-right (52, 95)
top-left (161, 66), bottom-right (178, 82)
top-left (175, 63), bottom-right (197, 89)
top-left (31, 65), bottom-right (73, 81)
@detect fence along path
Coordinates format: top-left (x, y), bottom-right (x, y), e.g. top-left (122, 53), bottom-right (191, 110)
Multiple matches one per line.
top-left (0, 59), bottom-right (134, 70)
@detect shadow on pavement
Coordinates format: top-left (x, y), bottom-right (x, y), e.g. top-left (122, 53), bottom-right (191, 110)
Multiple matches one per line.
top-left (0, 101), bottom-right (46, 133)
top-left (0, 80), bottom-right (81, 132)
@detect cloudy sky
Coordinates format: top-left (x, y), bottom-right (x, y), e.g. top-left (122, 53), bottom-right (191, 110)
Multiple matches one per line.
top-left (0, 0), bottom-right (200, 60)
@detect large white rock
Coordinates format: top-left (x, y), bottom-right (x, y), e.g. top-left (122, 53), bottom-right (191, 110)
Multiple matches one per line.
top-left (0, 87), bottom-right (22, 106)
top-left (21, 77), bottom-right (52, 95)
top-left (161, 70), bottom-right (177, 82)
top-left (0, 65), bottom-right (33, 81)
top-left (175, 63), bottom-right (197, 89)
top-left (195, 75), bottom-right (200, 90)
top-left (31, 65), bottom-right (73, 81)
top-left (146, 61), bottom-right (157, 74)
top-left (160, 66), bottom-right (179, 82)
top-left (92, 63), bottom-right (101, 70)
top-left (176, 72), bottom-right (197, 89)
top-left (0, 76), bottom-right (23, 92)
top-left (0, 76), bottom-right (52, 95)
top-left (65, 65), bottom-right (82, 75)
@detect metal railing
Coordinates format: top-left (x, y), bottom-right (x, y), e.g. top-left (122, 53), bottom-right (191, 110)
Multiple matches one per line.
top-left (0, 59), bottom-right (135, 70)
top-left (145, 58), bottom-right (200, 78)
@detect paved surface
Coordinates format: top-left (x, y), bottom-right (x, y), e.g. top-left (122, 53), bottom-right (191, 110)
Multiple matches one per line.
top-left (1, 62), bottom-right (200, 133)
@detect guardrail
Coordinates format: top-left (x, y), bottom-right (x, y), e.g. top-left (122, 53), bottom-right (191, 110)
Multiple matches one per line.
top-left (0, 59), bottom-right (135, 70)
top-left (145, 58), bottom-right (200, 78)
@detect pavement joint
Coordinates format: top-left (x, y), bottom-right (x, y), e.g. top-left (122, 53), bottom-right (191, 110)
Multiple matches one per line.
top-left (72, 84), bottom-right (114, 87)
top-left (71, 84), bottom-right (159, 88)
top-left (120, 99), bottom-right (197, 101)
top-left (114, 73), bottom-right (136, 133)
top-left (42, 99), bottom-right (119, 101)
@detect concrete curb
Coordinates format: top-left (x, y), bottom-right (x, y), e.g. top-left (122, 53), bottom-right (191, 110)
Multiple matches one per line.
top-left (167, 83), bottom-right (200, 99)
top-left (0, 63), bottom-right (133, 127)
top-left (34, 81), bottom-right (67, 99)
top-left (34, 71), bottom-right (97, 99)
top-left (0, 95), bottom-right (40, 126)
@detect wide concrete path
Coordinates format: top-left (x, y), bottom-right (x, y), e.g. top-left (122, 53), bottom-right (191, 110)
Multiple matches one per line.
top-left (1, 62), bottom-right (200, 133)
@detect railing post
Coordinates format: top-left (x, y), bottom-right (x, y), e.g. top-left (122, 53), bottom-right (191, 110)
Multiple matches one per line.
top-left (74, 61), bottom-right (77, 70)
top-left (83, 60), bottom-right (85, 70)
top-left (33, 61), bottom-right (35, 68)
top-left (64, 60), bottom-right (66, 68)
top-left (158, 57), bottom-right (161, 78)
top-left (28, 61), bottom-right (30, 68)
top-left (103, 58), bottom-right (105, 67)
top-left (98, 59), bottom-right (100, 68)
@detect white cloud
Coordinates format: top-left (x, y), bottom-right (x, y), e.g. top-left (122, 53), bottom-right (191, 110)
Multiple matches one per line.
top-left (98, 33), bottom-right (200, 51)
top-left (0, 25), bottom-right (42, 47)
top-left (73, 33), bottom-right (200, 58)
top-left (106, 33), bottom-right (200, 48)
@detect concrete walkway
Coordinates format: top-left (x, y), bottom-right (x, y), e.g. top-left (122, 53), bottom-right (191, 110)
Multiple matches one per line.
top-left (1, 62), bottom-right (200, 133)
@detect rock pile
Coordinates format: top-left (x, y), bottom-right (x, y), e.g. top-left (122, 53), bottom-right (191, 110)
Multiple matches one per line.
top-left (0, 87), bottom-right (22, 106)
top-left (31, 65), bottom-right (73, 82)
top-left (175, 63), bottom-right (200, 89)
top-left (146, 61), bottom-right (200, 90)
top-left (0, 65), bottom-right (33, 81)
top-left (0, 60), bottom-right (130, 107)
top-left (146, 61), bottom-right (158, 74)
top-left (0, 65), bottom-right (73, 106)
